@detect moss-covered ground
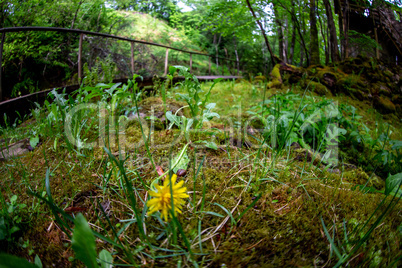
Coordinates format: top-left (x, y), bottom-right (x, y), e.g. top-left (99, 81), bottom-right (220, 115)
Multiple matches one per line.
top-left (0, 73), bottom-right (401, 267)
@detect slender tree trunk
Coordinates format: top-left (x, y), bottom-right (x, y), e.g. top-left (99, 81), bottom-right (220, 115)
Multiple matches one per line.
top-left (278, 0), bottom-right (309, 65)
top-left (300, 1), bottom-right (305, 65)
top-left (274, 3), bottom-right (286, 62)
top-left (213, 34), bottom-right (221, 69)
top-left (289, 15), bottom-right (296, 64)
top-left (318, 15), bottom-right (329, 65)
top-left (224, 47), bottom-right (231, 75)
top-left (309, 0), bottom-right (320, 65)
top-left (284, 18), bottom-right (289, 63)
top-left (245, 0), bottom-right (277, 64)
top-left (323, 0), bottom-right (340, 62)
top-left (336, 0), bottom-right (345, 59)
top-left (233, 36), bottom-right (240, 75)
top-left (343, 0), bottom-right (349, 58)
top-left (71, 0), bottom-right (83, 29)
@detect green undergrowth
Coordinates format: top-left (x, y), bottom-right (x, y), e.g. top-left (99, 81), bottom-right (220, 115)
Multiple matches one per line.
top-left (0, 68), bottom-right (401, 267)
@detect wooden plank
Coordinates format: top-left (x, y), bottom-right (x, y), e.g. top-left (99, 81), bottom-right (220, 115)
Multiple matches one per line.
top-left (0, 32), bottom-right (5, 102)
top-left (189, 53), bottom-right (193, 73)
top-left (164, 48), bottom-right (169, 76)
top-left (131, 42), bottom-right (135, 74)
top-left (78, 33), bottom-right (83, 84)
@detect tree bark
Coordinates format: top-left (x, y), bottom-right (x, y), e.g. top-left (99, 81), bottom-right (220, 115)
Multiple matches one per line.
top-left (323, 0), bottom-right (340, 62)
top-left (309, 0), bottom-right (320, 65)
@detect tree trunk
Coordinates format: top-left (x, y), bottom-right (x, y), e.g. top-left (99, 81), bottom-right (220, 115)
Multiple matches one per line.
top-left (323, 0), bottom-right (340, 62)
top-left (245, 0), bottom-right (277, 64)
top-left (318, 15), bottom-right (329, 65)
top-left (274, 3), bottom-right (286, 62)
top-left (233, 36), bottom-right (240, 75)
top-left (309, 0), bottom-right (320, 65)
top-left (289, 19), bottom-right (296, 64)
top-left (213, 34), bottom-right (221, 69)
top-left (284, 18), bottom-right (289, 63)
top-left (343, 0), bottom-right (349, 58)
top-left (300, 1), bottom-right (305, 66)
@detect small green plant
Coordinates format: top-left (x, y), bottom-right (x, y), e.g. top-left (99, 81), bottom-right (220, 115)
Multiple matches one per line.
top-left (83, 57), bottom-right (117, 87)
top-left (170, 66), bottom-right (222, 129)
top-left (0, 194), bottom-right (27, 242)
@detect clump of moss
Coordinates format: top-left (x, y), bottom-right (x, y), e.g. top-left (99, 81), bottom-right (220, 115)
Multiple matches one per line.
top-left (308, 80), bottom-right (330, 96)
top-left (267, 64), bottom-right (282, 89)
top-left (373, 96), bottom-right (396, 114)
top-left (343, 167), bottom-right (384, 190)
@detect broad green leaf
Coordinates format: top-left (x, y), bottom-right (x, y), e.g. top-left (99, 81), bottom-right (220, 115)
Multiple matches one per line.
top-left (98, 249), bottom-right (113, 268)
top-left (30, 136), bottom-right (40, 148)
top-left (172, 151), bottom-right (190, 173)
top-left (34, 255), bottom-right (43, 268)
top-left (71, 213), bottom-right (98, 268)
top-left (385, 172), bottom-right (402, 196)
top-left (0, 253), bottom-right (38, 268)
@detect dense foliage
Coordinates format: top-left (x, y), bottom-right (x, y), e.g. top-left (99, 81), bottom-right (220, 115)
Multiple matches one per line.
top-left (1, 0), bottom-right (401, 99)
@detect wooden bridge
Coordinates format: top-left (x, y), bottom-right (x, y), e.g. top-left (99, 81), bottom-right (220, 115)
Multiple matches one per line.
top-left (0, 27), bottom-right (241, 125)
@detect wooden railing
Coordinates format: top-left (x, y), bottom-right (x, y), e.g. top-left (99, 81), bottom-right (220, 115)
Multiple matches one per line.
top-left (0, 27), bottom-right (239, 101)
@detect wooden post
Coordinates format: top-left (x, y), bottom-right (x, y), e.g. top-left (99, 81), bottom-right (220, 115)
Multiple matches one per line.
top-left (164, 48), bottom-right (169, 76)
top-left (78, 33), bottom-right (83, 84)
top-left (130, 42), bottom-right (135, 74)
top-left (0, 32), bottom-right (5, 102)
top-left (189, 53), bottom-right (192, 73)
top-left (208, 57), bottom-right (211, 75)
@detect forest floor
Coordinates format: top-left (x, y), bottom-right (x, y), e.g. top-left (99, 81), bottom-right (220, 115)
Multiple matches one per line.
top-left (0, 62), bottom-right (401, 267)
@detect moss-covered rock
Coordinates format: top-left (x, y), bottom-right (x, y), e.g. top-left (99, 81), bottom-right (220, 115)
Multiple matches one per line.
top-left (308, 80), bottom-right (330, 96)
top-left (373, 96), bottom-right (396, 114)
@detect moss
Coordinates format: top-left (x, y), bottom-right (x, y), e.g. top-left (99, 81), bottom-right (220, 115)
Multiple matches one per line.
top-left (373, 96), bottom-right (396, 114)
top-left (254, 75), bottom-right (267, 82)
top-left (308, 80), bottom-right (330, 96)
top-left (391, 94), bottom-right (401, 104)
top-left (267, 64), bottom-right (282, 89)
top-left (343, 168), bottom-right (384, 190)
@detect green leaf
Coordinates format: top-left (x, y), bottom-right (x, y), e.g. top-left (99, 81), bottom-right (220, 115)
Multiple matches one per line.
top-left (98, 249), bottom-right (113, 268)
top-left (385, 172), bottom-right (402, 196)
top-left (34, 255), bottom-right (43, 268)
top-left (0, 253), bottom-right (38, 268)
top-left (390, 140), bottom-right (402, 150)
top-left (169, 66), bottom-right (177, 76)
top-left (71, 213), bottom-right (98, 268)
top-left (9, 226), bottom-right (19, 234)
top-left (172, 151), bottom-right (190, 173)
top-left (10, 195), bottom-right (17, 204)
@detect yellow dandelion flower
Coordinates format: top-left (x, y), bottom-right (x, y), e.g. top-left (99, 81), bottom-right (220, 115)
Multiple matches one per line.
top-left (146, 174), bottom-right (189, 221)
